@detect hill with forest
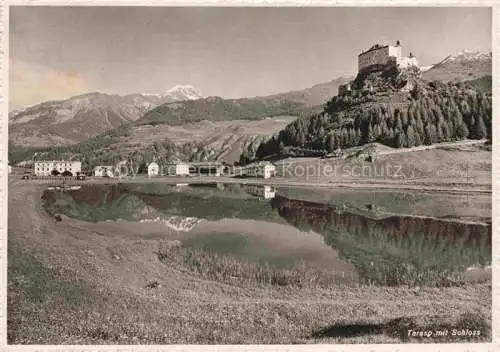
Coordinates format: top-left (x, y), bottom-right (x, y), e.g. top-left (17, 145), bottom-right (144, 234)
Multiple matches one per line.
top-left (243, 62), bottom-right (492, 164)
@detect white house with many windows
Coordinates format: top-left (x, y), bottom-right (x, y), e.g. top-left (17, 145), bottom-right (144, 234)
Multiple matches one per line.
top-left (34, 161), bottom-right (82, 176)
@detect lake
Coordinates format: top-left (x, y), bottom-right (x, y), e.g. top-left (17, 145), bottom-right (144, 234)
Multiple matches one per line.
top-left (41, 182), bottom-right (492, 287)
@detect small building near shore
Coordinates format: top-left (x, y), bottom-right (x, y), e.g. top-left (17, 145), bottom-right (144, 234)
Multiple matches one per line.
top-left (165, 162), bottom-right (190, 176)
top-left (243, 162), bottom-right (276, 179)
top-left (148, 162), bottom-right (159, 177)
top-left (94, 165), bottom-right (114, 177)
top-left (8, 165), bottom-right (12, 174)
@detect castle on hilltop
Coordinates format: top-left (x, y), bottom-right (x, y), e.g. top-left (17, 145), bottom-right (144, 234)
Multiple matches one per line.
top-left (358, 40), bottom-right (419, 73)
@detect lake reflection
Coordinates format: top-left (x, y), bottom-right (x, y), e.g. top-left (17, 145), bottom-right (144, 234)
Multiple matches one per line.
top-left (42, 183), bottom-right (492, 286)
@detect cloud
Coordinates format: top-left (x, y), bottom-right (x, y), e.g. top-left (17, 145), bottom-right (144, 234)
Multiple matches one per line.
top-left (9, 58), bottom-right (94, 110)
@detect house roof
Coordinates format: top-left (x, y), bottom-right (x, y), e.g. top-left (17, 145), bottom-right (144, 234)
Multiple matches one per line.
top-left (34, 160), bottom-right (81, 163)
top-left (189, 162), bottom-right (224, 167)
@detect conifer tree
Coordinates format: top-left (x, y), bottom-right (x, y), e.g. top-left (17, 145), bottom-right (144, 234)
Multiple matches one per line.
top-left (406, 125), bottom-right (417, 147)
top-left (474, 115), bottom-right (487, 139)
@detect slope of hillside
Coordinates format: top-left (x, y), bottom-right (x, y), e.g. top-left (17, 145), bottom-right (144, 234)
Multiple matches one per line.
top-left (8, 86), bottom-right (204, 147)
top-left (264, 76), bottom-right (353, 107)
top-left (422, 51), bottom-right (492, 82)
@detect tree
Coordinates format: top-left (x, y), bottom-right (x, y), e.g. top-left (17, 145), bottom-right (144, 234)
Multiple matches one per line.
top-left (327, 134), bottom-right (336, 153)
top-left (456, 121), bottom-right (470, 140)
top-left (366, 124), bottom-right (376, 143)
top-left (138, 162), bottom-right (148, 174)
top-left (406, 125), bottom-right (417, 147)
top-left (61, 170), bottom-right (73, 177)
top-left (279, 141), bottom-right (286, 155)
top-left (51, 169), bottom-right (60, 176)
top-left (395, 130), bottom-right (407, 148)
top-left (127, 151), bottom-right (142, 178)
top-left (474, 115), bottom-right (487, 139)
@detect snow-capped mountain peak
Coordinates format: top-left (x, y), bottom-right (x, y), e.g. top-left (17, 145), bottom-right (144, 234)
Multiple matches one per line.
top-left (166, 85), bottom-right (203, 100)
top-left (437, 50), bottom-right (492, 65)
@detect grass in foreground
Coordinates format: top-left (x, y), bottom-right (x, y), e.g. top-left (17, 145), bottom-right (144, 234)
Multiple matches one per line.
top-left (157, 240), bottom-right (354, 289)
top-left (8, 238), bottom-right (491, 344)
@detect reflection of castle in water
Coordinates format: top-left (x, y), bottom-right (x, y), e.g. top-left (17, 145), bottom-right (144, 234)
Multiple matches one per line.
top-left (243, 185), bottom-right (276, 199)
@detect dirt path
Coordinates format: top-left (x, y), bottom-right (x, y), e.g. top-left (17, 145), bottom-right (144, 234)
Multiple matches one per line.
top-left (7, 180), bottom-right (492, 344)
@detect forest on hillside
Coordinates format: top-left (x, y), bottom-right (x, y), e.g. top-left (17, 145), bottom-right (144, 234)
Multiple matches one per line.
top-left (243, 77), bottom-right (492, 163)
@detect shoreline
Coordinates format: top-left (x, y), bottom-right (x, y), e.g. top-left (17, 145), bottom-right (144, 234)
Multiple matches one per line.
top-left (10, 174), bottom-right (492, 195)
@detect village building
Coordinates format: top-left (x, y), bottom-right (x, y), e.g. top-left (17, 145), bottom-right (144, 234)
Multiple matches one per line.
top-left (165, 162), bottom-right (190, 176)
top-left (243, 162), bottom-right (276, 179)
top-left (33, 160), bottom-right (82, 177)
top-left (225, 165), bottom-right (244, 177)
top-left (358, 40), bottom-right (419, 73)
top-left (148, 162), bottom-right (159, 177)
top-left (94, 165), bottom-right (114, 177)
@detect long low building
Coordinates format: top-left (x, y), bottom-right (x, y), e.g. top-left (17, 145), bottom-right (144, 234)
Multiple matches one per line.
top-left (34, 160), bottom-right (82, 177)
top-left (164, 162), bottom-right (190, 176)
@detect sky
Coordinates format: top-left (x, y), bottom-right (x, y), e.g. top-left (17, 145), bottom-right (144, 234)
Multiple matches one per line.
top-left (9, 6), bottom-right (492, 109)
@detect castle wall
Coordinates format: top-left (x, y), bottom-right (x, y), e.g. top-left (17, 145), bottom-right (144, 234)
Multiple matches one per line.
top-left (388, 45), bottom-right (402, 58)
top-left (358, 46), bottom-right (390, 72)
top-left (396, 56), bottom-right (419, 69)
top-left (358, 44), bottom-right (418, 72)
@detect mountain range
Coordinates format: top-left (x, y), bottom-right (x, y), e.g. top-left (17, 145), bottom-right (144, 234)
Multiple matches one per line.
top-left (9, 78), bottom-right (351, 147)
top-left (8, 85), bottom-right (204, 146)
